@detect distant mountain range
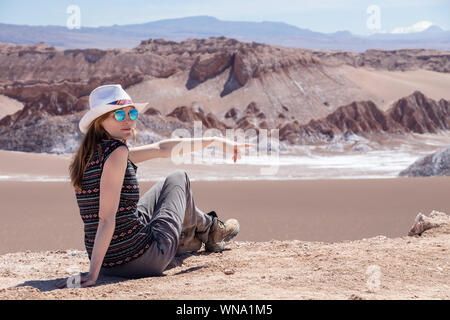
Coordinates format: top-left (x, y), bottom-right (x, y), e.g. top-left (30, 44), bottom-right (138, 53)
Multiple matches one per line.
top-left (1, 15), bottom-right (449, 51)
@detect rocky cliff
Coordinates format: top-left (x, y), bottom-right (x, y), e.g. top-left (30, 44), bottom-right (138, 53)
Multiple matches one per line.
top-left (0, 38), bottom-right (449, 153)
top-left (312, 49), bottom-right (450, 73)
top-left (399, 145), bottom-right (450, 177)
top-left (388, 91), bottom-right (450, 134)
top-left (1, 89), bottom-right (447, 154)
top-left (278, 91), bottom-right (449, 145)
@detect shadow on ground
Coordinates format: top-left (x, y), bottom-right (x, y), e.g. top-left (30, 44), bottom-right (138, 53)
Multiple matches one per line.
top-left (13, 249), bottom-right (229, 292)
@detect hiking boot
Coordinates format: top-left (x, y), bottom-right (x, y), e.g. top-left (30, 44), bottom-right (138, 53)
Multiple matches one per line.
top-left (205, 211), bottom-right (240, 253)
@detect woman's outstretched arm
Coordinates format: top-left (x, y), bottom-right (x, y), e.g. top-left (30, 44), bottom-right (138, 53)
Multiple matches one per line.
top-left (129, 137), bottom-right (254, 163)
top-left (128, 137), bottom-right (218, 163)
top-left (158, 137), bottom-right (254, 163)
top-left (128, 140), bottom-right (167, 164)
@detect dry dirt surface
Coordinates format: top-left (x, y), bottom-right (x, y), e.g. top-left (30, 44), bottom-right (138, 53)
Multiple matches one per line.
top-left (0, 210), bottom-right (448, 300)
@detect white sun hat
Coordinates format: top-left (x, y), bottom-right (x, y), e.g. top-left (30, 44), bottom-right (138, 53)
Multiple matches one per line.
top-left (78, 84), bottom-right (148, 134)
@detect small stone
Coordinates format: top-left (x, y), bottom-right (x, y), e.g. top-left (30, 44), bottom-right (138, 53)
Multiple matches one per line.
top-left (349, 294), bottom-right (364, 300)
top-left (223, 268), bottom-right (235, 275)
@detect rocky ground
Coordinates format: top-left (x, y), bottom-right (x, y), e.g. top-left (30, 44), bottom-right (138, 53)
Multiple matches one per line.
top-left (0, 210), bottom-right (448, 300)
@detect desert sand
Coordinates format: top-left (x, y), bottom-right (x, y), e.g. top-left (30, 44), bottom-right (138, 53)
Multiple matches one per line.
top-left (0, 210), bottom-right (448, 300)
top-left (0, 176), bottom-right (449, 254)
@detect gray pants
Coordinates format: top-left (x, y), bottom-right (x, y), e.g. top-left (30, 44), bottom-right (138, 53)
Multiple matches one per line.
top-left (99, 170), bottom-right (213, 279)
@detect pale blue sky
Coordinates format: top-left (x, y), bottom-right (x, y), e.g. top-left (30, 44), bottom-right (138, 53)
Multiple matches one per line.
top-left (0, 0), bottom-right (449, 35)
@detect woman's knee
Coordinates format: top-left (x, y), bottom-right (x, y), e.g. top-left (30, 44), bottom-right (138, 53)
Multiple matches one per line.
top-left (166, 170), bottom-right (188, 186)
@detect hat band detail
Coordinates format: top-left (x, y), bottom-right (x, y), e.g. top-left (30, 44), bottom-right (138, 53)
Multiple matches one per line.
top-left (108, 99), bottom-right (133, 106)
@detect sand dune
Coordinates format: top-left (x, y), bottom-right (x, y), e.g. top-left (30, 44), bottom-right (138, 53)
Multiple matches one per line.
top-left (338, 66), bottom-right (450, 111)
top-left (0, 94), bottom-right (24, 119)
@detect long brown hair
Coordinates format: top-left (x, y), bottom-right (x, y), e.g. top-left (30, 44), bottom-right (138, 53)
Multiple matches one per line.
top-left (69, 109), bottom-right (137, 192)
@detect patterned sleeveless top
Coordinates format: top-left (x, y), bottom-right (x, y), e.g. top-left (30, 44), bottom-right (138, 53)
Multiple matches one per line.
top-left (75, 138), bottom-right (151, 268)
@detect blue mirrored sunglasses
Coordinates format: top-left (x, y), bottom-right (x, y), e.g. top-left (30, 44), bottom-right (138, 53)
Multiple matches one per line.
top-left (114, 108), bottom-right (139, 121)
